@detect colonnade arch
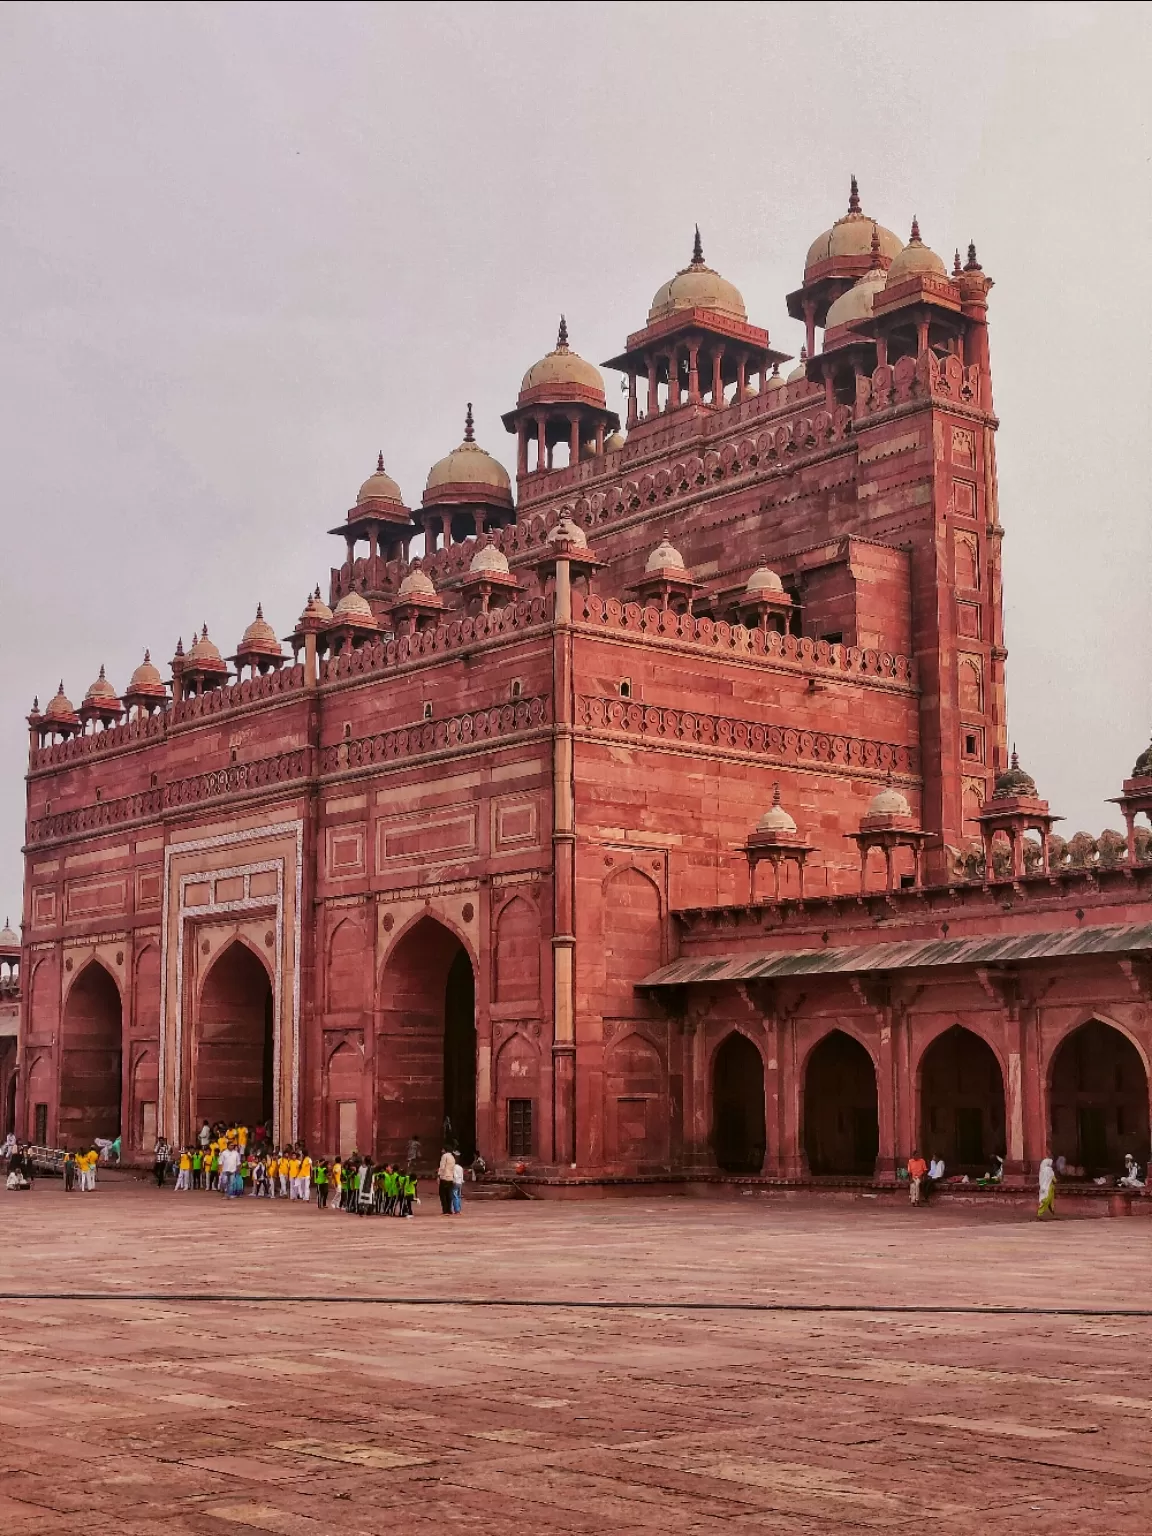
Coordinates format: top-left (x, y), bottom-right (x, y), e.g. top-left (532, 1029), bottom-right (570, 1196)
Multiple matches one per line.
top-left (919, 1024), bottom-right (1005, 1174)
top-left (59, 960), bottom-right (122, 1147)
top-left (803, 1029), bottom-right (879, 1176)
top-left (1048, 1019), bottom-right (1150, 1176)
top-left (711, 1031), bottom-right (765, 1174)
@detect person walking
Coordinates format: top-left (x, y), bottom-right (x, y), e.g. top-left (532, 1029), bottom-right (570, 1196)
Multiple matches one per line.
top-left (219, 1141), bottom-right (241, 1199)
top-left (437, 1148), bottom-right (456, 1215)
top-left (153, 1138), bottom-right (169, 1188)
top-left (1037, 1155), bottom-right (1057, 1219)
top-left (63, 1150), bottom-right (76, 1192)
top-left (314, 1158), bottom-right (328, 1208)
top-left (451, 1154), bottom-right (465, 1215)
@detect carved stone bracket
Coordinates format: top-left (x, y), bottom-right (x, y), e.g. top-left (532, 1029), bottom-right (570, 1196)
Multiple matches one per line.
top-left (975, 965), bottom-right (1020, 1020)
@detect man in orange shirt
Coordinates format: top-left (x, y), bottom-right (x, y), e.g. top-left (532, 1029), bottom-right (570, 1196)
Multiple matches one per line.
top-left (907, 1151), bottom-right (928, 1206)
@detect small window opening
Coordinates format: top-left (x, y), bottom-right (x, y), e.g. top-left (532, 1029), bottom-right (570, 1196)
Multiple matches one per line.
top-left (150, 773), bottom-right (158, 789)
top-left (510, 679), bottom-right (523, 700)
top-left (824, 632), bottom-right (843, 645)
top-left (423, 702), bottom-right (433, 721)
top-left (964, 733), bottom-right (978, 757)
top-left (899, 874), bottom-right (916, 889)
top-left (618, 678), bottom-right (632, 700)
top-left (230, 747), bottom-right (238, 763)
top-left (95, 788), bottom-right (103, 801)
top-left (343, 722), bottom-right (352, 740)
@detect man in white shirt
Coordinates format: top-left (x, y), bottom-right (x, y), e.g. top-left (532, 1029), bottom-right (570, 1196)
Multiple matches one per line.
top-left (437, 1149), bottom-right (456, 1215)
top-left (219, 1143), bottom-right (241, 1199)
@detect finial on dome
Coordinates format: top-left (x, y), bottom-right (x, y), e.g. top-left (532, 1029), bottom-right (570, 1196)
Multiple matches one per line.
top-left (255, 603), bottom-right (264, 620)
top-left (201, 624), bottom-right (208, 639)
top-left (799, 344), bottom-right (808, 363)
top-left (98, 664), bottom-right (106, 681)
top-left (1011, 746), bottom-right (1019, 771)
top-left (464, 402), bottom-right (475, 443)
top-left (953, 249), bottom-right (962, 277)
top-left (909, 216), bottom-right (922, 244)
top-left (32, 696), bottom-right (39, 711)
top-left (772, 782), bottom-right (781, 807)
top-left (964, 240), bottom-right (982, 272)
top-left (692, 224), bottom-right (704, 266)
top-left (556, 315), bottom-right (569, 350)
top-left (375, 450), bottom-right (385, 472)
top-left (143, 649), bottom-right (151, 663)
top-left (175, 638), bottom-right (184, 657)
top-left (314, 585), bottom-right (321, 599)
top-left (870, 223), bottom-right (883, 268)
top-left (848, 174), bottom-right (860, 214)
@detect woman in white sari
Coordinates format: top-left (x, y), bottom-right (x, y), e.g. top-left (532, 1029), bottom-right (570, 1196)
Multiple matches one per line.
top-left (1037, 1155), bottom-right (1056, 1219)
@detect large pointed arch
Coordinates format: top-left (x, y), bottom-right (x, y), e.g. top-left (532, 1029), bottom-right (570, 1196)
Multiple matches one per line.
top-left (712, 1030), bottom-right (766, 1174)
top-left (377, 914), bottom-right (476, 1164)
top-left (918, 1024), bottom-right (1005, 1173)
top-left (1048, 1019), bottom-right (1149, 1177)
top-left (59, 960), bottom-right (123, 1148)
top-left (194, 940), bottom-right (274, 1134)
top-left (803, 1028), bottom-right (879, 1176)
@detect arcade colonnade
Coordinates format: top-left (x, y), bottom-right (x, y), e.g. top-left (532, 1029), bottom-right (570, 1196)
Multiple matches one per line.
top-left (21, 908), bottom-right (1152, 1184)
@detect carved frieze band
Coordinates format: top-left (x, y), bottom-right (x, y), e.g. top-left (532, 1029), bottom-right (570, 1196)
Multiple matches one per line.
top-left (577, 695), bottom-right (917, 777)
top-left (319, 695), bottom-right (551, 774)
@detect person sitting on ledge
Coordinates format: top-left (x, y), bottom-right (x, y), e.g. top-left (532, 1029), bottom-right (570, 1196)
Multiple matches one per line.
top-left (923, 1156), bottom-right (945, 1200)
top-left (977, 1154), bottom-right (1005, 1188)
top-left (1118, 1154), bottom-right (1145, 1190)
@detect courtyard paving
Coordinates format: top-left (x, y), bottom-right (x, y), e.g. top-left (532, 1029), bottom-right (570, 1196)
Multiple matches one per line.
top-left (1, 1178), bottom-right (1151, 1533)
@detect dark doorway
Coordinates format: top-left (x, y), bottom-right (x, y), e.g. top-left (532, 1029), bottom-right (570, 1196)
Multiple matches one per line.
top-left (59, 962), bottom-right (122, 1147)
top-left (1049, 1021), bottom-right (1150, 1177)
top-left (920, 1025), bottom-right (1006, 1174)
top-left (804, 1030), bottom-right (879, 1176)
top-left (712, 1032), bottom-right (766, 1174)
top-left (195, 942), bottom-right (274, 1133)
top-left (443, 948), bottom-right (477, 1162)
top-left (377, 917), bottom-right (476, 1165)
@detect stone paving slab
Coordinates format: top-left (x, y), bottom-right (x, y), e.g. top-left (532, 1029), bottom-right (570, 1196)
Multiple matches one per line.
top-left (2, 1178), bottom-right (1152, 1531)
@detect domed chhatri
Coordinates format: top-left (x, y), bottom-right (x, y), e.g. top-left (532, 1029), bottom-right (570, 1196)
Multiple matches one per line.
top-left (423, 404), bottom-right (515, 550)
top-left (756, 784), bottom-right (798, 837)
top-left (648, 226), bottom-right (747, 325)
top-left (746, 566), bottom-right (784, 596)
top-left (991, 750), bottom-right (1039, 801)
top-left (804, 176), bottom-right (903, 280)
top-left (786, 345), bottom-right (811, 385)
top-left (83, 666), bottom-right (119, 706)
top-left (397, 568), bottom-right (437, 601)
top-left (332, 590), bottom-right (376, 624)
top-left (186, 625), bottom-right (226, 668)
top-left (356, 452), bottom-right (405, 509)
top-left (603, 430), bottom-right (626, 453)
top-left (79, 665), bottom-right (123, 727)
top-left (645, 539), bottom-right (685, 573)
top-left (864, 783), bottom-right (914, 823)
top-left (886, 217), bottom-right (948, 287)
top-left (0, 919), bottom-right (18, 951)
top-left (44, 681), bottom-right (77, 722)
top-left (127, 651), bottom-right (166, 698)
top-left (504, 322), bottom-right (620, 478)
top-left (298, 587), bottom-right (333, 628)
top-left (546, 514), bottom-right (588, 550)
top-left (823, 226), bottom-right (888, 338)
top-left (469, 544), bottom-right (511, 576)
top-left (238, 604), bottom-right (282, 657)
top-left (519, 317), bottom-right (606, 406)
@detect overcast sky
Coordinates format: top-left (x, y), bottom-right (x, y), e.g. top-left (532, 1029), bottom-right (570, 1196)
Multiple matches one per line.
top-left (1, 1), bottom-right (1149, 929)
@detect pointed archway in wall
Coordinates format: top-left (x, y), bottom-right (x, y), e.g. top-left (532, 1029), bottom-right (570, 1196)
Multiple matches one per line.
top-left (712, 1032), bottom-right (766, 1174)
top-left (59, 961), bottom-right (123, 1148)
top-left (919, 1025), bottom-right (1006, 1174)
top-left (377, 916), bottom-right (476, 1165)
top-left (804, 1030), bottom-right (879, 1176)
top-left (1049, 1020), bottom-right (1149, 1177)
top-left (194, 941), bottom-right (274, 1134)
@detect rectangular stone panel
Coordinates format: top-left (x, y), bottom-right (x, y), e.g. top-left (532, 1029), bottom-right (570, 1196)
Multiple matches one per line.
top-left (65, 875), bottom-right (128, 920)
top-left (378, 810), bottom-right (477, 863)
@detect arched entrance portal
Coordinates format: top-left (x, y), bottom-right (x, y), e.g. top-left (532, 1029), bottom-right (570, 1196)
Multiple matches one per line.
top-left (378, 917), bottom-right (476, 1165)
top-left (195, 942), bottom-right (273, 1134)
top-left (60, 962), bottom-right (122, 1147)
top-left (1049, 1020), bottom-right (1149, 1177)
top-left (804, 1030), bottom-right (879, 1176)
top-left (712, 1033), bottom-right (765, 1174)
top-left (920, 1026), bottom-right (1006, 1174)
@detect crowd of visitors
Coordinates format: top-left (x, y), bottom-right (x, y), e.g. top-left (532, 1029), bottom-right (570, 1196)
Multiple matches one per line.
top-left (147, 1121), bottom-right (481, 1216)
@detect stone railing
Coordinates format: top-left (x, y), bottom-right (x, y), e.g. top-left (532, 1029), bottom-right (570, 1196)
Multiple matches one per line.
top-left (318, 595), bottom-right (552, 685)
top-left (31, 664), bottom-right (307, 772)
top-left (319, 694), bottom-right (551, 774)
top-left (573, 596), bottom-right (915, 686)
top-left (28, 747), bottom-right (312, 845)
top-left (578, 695), bottom-right (917, 776)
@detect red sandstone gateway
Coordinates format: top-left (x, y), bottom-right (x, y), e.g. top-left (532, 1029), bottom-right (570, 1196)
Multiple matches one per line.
top-left (10, 182), bottom-right (1152, 1190)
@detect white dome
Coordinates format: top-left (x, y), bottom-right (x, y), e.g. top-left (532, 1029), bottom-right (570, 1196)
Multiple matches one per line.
top-left (764, 367), bottom-right (785, 393)
top-left (746, 567), bottom-right (784, 596)
top-left (757, 801), bottom-right (797, 835)
top-left (333, 590), bottom-right (374, 622)
top-left (868, 785), bottom-right (911, 817)
top-left (824, 264), bottom-right (888, 332)
top-left (398, 569), bottom-right (436, 600)
top-left (646, 539), bottom-right (685, 573)
top-left (0, 921), bottom-right (19, 948)
top-left (546, 515), bottom-right (588, 549)
top-left (469, 544), bottom-right (511, 576)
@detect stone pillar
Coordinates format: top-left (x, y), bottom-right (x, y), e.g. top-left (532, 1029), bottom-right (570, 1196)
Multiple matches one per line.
top-left (551, 555), bottom-right (577, 1166)
top-left (711, 347), bottom-right (724, 406)
top-left (667, 349), bottom-right (681, 410)
top-left (516, 422), bottom-right (528, 477)
top-left (688, 344), bottom-right (700, 404)
top-left (568, 412), bottom-right (581, 465)
top-left (646, 356), bottom-right (659, 417)
top-left (736, 353), bottom-right (747, 402)
top-left (594, 421), bottom-right (604, 455)
top-left (626, 371), bottom-right (638, 429)
top-left (802, 298), bottom-right (816, 361)
top-left (876, 1003), bottom-right (897, 1178)
top-left (916, 317), bottom-right (930, 356)
top-left (536, 414), bottom-right (547, 472)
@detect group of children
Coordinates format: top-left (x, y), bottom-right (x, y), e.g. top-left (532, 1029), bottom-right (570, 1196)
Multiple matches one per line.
top-left (62, 1147), bottom-right (101, 1191)
top-left (163, 1125), bottom-right (421, 1215)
